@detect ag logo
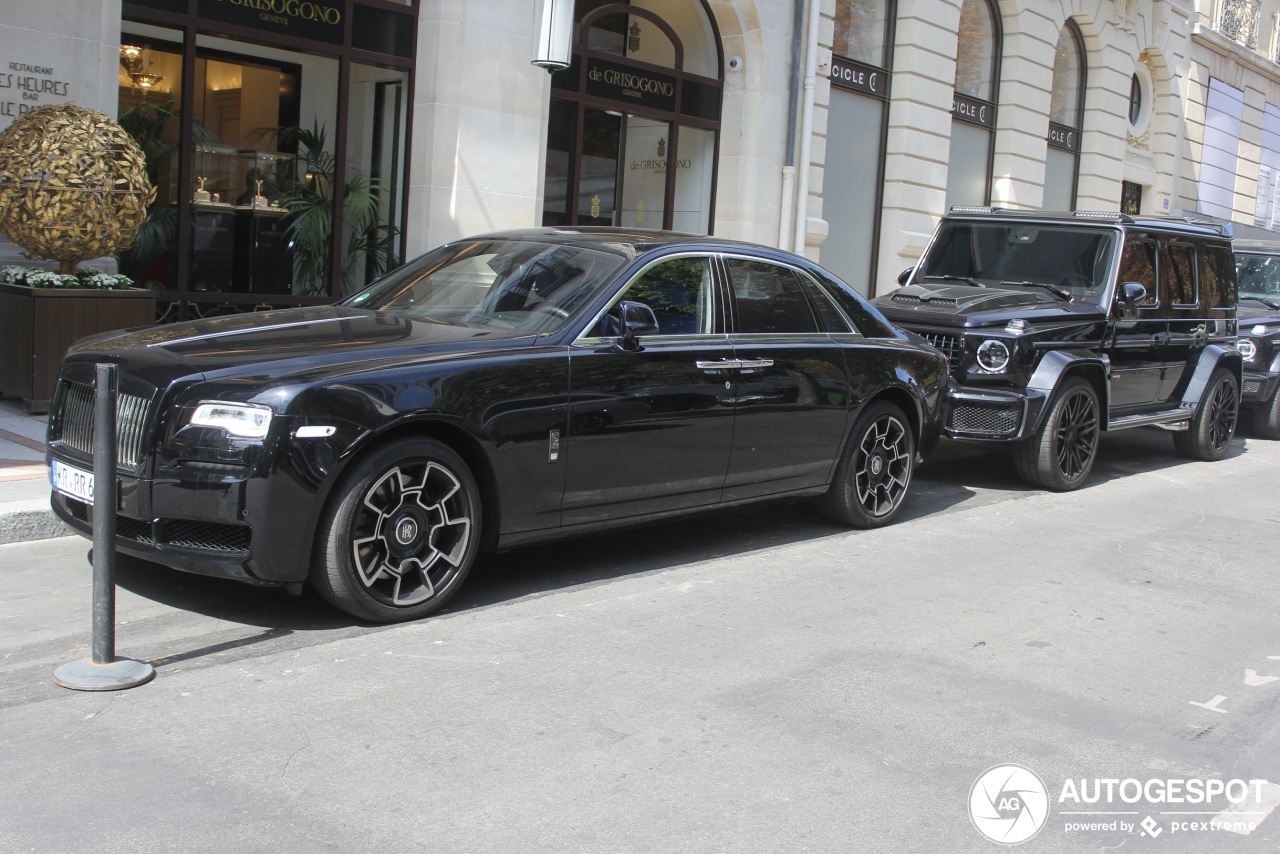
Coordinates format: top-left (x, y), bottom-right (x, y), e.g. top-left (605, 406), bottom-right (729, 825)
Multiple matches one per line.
top-left (969, 764), bottom-right (1050, 844)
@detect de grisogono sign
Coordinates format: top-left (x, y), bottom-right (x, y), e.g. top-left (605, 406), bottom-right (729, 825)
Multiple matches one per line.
top-left (584, 57), bottom-right (677, 114)
top-left (198, 0), bottom-right (343, 45)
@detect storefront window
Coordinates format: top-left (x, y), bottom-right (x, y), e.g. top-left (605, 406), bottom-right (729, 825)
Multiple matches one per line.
top-left (946, 0), bottom-right (999, 208)
top-left (117, 1), bottom-right (415, 319)
top-left (1044, 21), bottom-right (1085, 211)
top-left (544, 1), bottom-right (722, 232)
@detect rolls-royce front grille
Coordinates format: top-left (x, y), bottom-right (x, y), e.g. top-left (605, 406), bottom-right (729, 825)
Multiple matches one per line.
top-left (55, 381), bottom-right (150, 469)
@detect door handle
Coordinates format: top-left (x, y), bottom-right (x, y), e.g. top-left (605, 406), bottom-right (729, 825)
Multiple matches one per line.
top-left (695, 359), bottom-right (775, 370)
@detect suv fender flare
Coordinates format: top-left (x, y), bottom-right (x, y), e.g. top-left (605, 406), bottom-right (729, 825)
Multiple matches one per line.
top-left (1180, 344), bottom-right (1243, 409)
top-left (1025, 350), bottom-right (1109, 434)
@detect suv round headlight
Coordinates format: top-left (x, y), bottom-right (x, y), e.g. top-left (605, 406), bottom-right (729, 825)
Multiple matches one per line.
top-left (1238, 338), bottom-right (1258, 361)
top-left (975, 339), bottom-right (1011, 373)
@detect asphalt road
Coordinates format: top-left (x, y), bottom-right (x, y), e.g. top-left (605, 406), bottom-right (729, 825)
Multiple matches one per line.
top-left (1, 427), bottom-right (1278, 853)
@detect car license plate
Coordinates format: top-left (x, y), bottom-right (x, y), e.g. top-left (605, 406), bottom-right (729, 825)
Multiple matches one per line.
top-left (50, 459), bottom-right (94, 503)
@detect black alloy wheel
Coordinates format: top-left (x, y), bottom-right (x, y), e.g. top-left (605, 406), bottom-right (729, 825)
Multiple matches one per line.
top-left (313, 437), bottom-right (481, 622)
top-left (819, 400), bottom-right (914, 528)
top-left (1174, 368), bottom-right (1239, 461)
top-left (1014, 377), bottom-right (1100, 491)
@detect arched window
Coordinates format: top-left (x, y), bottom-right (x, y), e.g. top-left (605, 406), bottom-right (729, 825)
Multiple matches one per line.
top-left (824, 0), bottom-right (895, 296)
top-left (1044, 21), bottom-right (1086, 210)
top-left (542, 1), bottom-right (722, 233)
top-left (945, 0), bottom-right (1000, 207)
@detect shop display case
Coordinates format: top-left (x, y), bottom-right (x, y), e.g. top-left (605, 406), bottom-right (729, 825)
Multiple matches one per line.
top-left (189, 143), bottom-right (237, 292)
top-left (232, 149), bottom-right (295, 295)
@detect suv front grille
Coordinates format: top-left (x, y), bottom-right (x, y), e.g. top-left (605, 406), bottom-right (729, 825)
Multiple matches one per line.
top-left (917, 332), bottom-right (964, 372)
top-left (56, 381), bottom-right (150, 469)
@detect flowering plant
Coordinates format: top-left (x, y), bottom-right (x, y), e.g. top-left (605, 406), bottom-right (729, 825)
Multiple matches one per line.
top-left (0, 265), bottom-right (135, 290)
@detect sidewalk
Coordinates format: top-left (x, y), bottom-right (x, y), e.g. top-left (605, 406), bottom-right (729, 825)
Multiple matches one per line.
top-left (0, 399), bottom-right (66, 544)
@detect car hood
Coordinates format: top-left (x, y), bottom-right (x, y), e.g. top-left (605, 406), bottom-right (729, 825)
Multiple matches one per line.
top-left (872, 282), bottom-right (1105, 328)
top-left (64, 306), bottom-right (542, 383)
top-left (1238, 301), bottom-right (1280, 325)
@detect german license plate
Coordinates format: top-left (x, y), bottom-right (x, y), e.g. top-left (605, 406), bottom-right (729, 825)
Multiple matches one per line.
top-left (50, 459), bottom-right (94, 503)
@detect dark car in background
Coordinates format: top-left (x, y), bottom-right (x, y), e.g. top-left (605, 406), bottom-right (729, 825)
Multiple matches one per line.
top-left (874, 208), bottom-right (1241, 491)
top-left (46, 228), bottom-right (945, 622)
top-left (1233, 239), bottom-right (1280, 438)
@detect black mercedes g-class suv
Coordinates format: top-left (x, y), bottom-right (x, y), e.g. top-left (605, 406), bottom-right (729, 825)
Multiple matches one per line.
top-left (1233, 239), bottom-right (1280, 438)
top-left (874, 207), bottom-right (1241, 490)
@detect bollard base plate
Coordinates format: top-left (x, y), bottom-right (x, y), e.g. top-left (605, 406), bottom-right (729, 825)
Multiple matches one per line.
top-left (53, 657), bottom-right (155, 691)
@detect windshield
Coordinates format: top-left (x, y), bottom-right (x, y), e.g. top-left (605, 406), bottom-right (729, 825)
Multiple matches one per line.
top-left (1235, 252), bottom-right (1280, 301)
top-left (340, 239), bottom-right (628, 333)
top-left (917, 221), bottom-right (1117, 298)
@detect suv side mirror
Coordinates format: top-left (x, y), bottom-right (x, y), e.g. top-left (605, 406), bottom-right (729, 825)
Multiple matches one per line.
top-left (1116, 281), bottom-right (1147, 308)
top-left (617, 300), bottom-right (659, 351)
top-left (898, 267), bottom-right (914, 286)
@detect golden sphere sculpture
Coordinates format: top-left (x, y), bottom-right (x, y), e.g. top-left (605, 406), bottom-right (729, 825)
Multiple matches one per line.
top-left (0, 104), bottom-right (155, 274)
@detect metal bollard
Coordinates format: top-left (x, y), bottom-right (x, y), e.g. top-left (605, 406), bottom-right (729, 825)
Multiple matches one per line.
top-left (53, 363), bottom-right (155, 691)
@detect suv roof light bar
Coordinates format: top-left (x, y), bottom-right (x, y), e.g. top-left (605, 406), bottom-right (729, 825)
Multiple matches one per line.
top-left (1073, 210), bottom-right (1124, 220)
top-left (949, 205), bottom-right (1000, 214)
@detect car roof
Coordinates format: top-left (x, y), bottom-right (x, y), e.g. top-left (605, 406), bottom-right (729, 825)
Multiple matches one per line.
top-left (466, 226), bottom-right (791, 258)
top-left (940, 207), bottom-right (1234, 239)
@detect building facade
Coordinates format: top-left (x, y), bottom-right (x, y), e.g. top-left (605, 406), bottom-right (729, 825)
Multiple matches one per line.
top-left (1, 0), bottom-right (1278, 317)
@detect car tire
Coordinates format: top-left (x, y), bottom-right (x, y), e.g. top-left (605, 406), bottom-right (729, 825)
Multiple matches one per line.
top-left (1173, 368), bottom-right (1239, 460)
top-left (311, 437), bottom-right (481, 623)
top-left (1013, 376), bottom-right (1100, 491)
top-left (818, 400), bottom-right (914, 528)
top-left (1248, 384), bottom-right (1280, 440)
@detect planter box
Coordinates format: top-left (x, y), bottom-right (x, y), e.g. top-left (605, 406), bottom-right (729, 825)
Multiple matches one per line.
top-left (0, 283), bottom-right (156, 413)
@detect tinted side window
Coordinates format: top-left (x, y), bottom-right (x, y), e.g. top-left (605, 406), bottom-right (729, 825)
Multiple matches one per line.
top-left (1119, 237), bottom-right (1158, 305)
top-left (725, 258), bottom-right (821, 334)
top-left (1165, 243), bottom-right (1197, 306)
top-left (587, 256), bottom-right (714, 337)
top-left (797, 271), bottom-right (854, 333)
top-left (1200, 245), bottom-right (1236, 309)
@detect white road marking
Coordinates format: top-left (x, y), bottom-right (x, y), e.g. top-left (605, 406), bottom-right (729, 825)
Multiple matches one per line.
top-left (1211, 782), bottom-right (1280, 835)
top-left (1188, 694), bottom-right (1229, 713)
top-left (1243, 669), bottom-right (1280, 686)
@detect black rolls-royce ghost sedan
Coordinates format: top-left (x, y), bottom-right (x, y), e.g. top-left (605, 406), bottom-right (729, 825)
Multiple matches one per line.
top-left (47, 228), bottom-right (946, 622)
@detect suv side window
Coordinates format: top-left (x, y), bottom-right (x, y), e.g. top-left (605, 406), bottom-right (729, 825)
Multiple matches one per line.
top-left (725, 258), bottom-right (821, 334)
top-left (1200, 245), bottom-right (1236, 309)
top-left (1119, 237), bottom-right (1159, 306)
top-left (1165, 242), bottom-right (1198, 306)
top-left (586, 255), bottom-right (715, 337)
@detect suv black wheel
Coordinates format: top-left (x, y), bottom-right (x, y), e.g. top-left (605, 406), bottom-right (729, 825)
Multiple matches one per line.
top-left (1173, 369), bottom-right (1239, 460)
top-left (312, 437), bottom-right (481, 623)
top-left (1248, 385), bottom-right (1280, 440)
top-left (818, 400), bottom-right (914, 528)
top-left (1014, 377), bottom-right (1100, 491)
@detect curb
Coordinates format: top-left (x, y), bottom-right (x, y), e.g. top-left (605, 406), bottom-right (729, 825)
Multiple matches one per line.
top-left (0, 499), bottom-right (71, 545)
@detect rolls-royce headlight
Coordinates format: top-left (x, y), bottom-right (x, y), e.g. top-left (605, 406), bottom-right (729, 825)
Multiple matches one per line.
top-left (1237, 338), bottom-right (1258, 361)
top-left (189, 402), bottom-right (273, 439)
top-left (975, 339), bottom-right (1011, 373)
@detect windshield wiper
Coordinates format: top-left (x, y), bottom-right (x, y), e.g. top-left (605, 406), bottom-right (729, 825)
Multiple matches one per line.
top-left (1000, 280), bottom-right (1071, 301)
top-left (1241, 295), bottom-right (1280, 310)
top-left (922, 274), bottom-right (985, 288)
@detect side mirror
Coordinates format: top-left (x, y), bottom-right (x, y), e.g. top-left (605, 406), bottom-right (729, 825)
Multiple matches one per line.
top-left (1116, 281), bottom-right (1147, 308)
top-left (897, 267), bottom-right (914, 286)
top-left (617, 300), bottom-right (659, 351)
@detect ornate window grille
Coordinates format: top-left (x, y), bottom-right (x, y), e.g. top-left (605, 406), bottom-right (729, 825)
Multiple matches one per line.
top-left (1219, 0), bottom-right (1261, 51)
